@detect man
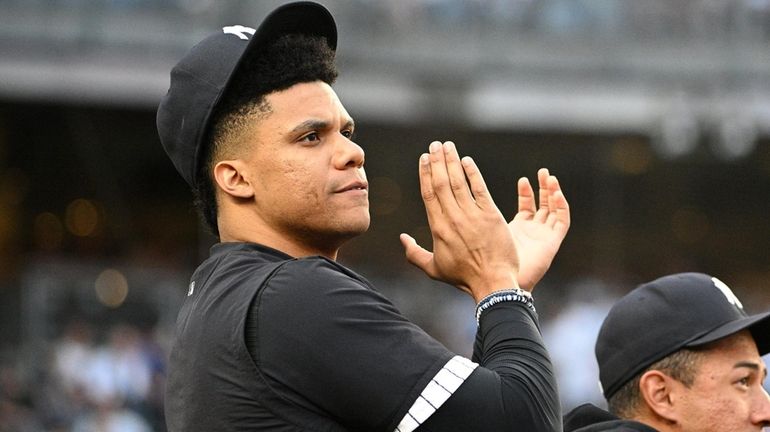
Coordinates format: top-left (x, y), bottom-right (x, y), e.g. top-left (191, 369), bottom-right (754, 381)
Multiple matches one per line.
top-left (564, 273), bottom-right (770, 432)
top-left (157, 2), bottom-right (570, 431)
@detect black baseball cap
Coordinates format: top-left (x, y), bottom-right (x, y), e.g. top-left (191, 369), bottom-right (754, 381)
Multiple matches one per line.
top-left (157, 1), bottom-right (337, 188)
top-left (596, 272), bottom-right (770, 399)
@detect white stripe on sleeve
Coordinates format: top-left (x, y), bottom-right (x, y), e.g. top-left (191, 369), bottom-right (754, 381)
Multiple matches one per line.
top-left (394, 356), bottom-right (478, 432)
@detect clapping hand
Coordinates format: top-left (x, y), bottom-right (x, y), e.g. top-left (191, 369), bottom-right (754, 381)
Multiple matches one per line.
top-left (509, 168), bottom-right (570, 291)
top-left (400, 141), bottom-right (570, 299)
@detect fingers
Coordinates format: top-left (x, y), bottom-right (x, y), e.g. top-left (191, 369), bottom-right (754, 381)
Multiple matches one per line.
top-left (545, 176), bottom-right (571, 232)
top-left (399, 233), bottom-right (436, 277)
top-left (418, 152), bottom-right (441, 228)
top-left (534, 168), bottom-right (550, 223)
top-left (428, 141), bottom-right (478, 212)
top-left (518, 168), bottom-right (570, 231)
top-left (426, 141), bottom-right (458, 214)
top-left (516, 176), bottom-right (536, 220)
top-left (460, 155), bottom-right (497, 210)
top-left (442, 142), bottom-right (477, 208)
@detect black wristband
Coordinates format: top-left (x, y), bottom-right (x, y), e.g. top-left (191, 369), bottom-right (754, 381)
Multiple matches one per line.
top-left (475, 289), bottom-right (536, 324)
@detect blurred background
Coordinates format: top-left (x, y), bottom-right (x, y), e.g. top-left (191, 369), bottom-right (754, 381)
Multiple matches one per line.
top-left (1, 0), bottom-right (769, 430)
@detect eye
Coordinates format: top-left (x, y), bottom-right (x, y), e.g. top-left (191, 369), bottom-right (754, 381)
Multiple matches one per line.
top-left (341, 129), bottom-right (355, 140)
top-left (736, 376), bottom-right (751, 388)
top-left (299, 132), bottom-right (320, 143)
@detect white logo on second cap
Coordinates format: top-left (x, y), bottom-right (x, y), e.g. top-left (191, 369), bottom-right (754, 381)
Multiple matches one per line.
top-left (223, 25), bottom-right (256, 40)
top-left (711, 277), bottom-right (743, 309)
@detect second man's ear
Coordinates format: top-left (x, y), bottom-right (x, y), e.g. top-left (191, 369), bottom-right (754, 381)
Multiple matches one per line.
top-left (638, 370), bottom-right (682, 425)
top-left (212, 160), bottom-right (255, 199)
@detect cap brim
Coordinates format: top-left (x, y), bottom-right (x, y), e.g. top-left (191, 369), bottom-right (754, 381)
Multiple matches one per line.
top-left (686, 310), bottom-right (770, 355)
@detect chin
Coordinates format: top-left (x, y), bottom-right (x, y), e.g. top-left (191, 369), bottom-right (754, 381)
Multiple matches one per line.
top-left (341, 208), bottom-right (370, 230)
top-left (315, 209), bottom-right (370, 241)
top-left (342, 217), bottom-right (371, 237)
top-left (313, 221), bottom-right (369, 253)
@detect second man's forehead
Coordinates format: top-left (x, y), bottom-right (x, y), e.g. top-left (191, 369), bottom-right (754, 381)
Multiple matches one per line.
top-left (733, 360), bottom-right (762, 372)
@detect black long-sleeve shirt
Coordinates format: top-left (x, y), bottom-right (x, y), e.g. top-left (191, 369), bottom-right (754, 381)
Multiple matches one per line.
top-left (165, 242), bottom-right (561, 431)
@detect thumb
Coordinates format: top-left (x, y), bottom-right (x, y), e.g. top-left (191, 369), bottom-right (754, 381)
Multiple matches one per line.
top-left (399, 233), bottom-right (436, 277)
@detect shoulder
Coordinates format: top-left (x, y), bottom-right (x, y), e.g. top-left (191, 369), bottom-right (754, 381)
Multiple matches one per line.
top-left (564, 404), bottom-right (658, 432)
top-left (254, 256), bottom-right (394, 320)
top-left (262, 257), bottom-right (374, 297)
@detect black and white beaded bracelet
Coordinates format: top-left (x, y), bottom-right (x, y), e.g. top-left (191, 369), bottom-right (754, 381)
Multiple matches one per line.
top-left (475, 288), bottom-right (536, 324)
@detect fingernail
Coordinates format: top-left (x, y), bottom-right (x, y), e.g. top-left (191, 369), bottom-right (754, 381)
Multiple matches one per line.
top-left (429, 142), bottom-right (440, 153)
top-left (443, 141), bottom-right (454, 153)
top-left (420, 153), bottom-right (429, 165)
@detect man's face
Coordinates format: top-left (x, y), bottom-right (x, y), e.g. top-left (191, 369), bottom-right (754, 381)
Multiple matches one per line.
top-left (239, 81), bottom-right (369, 253)
top-left (675, 330), bottom-right (770, 432)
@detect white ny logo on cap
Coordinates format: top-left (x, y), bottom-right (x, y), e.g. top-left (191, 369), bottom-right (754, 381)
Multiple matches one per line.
top-left (711, 277), bottom-right (743, 309)
top-left (223, 25), bottom-right (256, 40)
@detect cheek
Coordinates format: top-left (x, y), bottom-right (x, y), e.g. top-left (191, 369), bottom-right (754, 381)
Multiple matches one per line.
top-left (680, 389), bottom-right (747, 431)
top-left (279, 161), bottom-right (323, 204)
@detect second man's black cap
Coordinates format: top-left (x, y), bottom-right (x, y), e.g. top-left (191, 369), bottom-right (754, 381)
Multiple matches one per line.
top-left (596, 272), bottom-right (770, 399)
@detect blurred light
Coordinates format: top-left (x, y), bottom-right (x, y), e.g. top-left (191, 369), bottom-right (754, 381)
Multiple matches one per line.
top-left (609, 138), bottom-right (652, 175)
top-left (370, 176), bottom-right (402, 216)
top-left (0, 168), bottom-right (29, 206)
top-left (33, 212), bottom-right (64, 251)
top-left (94, 269), bottom-right (129, 308)
top-left (65, 198), bottom-right (102, 237)
top-left (712, 116), bottom-right (757, 161)
top-left (653, 112), bottom-right (699, 159)
top-left (671, 207), bottom-right (710, 244)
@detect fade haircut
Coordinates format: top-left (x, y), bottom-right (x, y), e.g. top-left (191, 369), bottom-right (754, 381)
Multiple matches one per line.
top-left (607, 347), bottom-right (703, 419)
top-left (193, 34), bottom-right (338, 236)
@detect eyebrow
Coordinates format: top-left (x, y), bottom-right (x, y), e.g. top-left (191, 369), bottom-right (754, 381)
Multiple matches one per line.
top-left (290, 118), bottom-right (355, 134)
top-left (734, 361), bottom-right (768, 378)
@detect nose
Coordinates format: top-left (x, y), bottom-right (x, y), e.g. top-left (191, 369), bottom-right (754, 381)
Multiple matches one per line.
top-left (753, 386), bottom-right (770, 427)
top-left (333, 135), bottom-right (365, 170)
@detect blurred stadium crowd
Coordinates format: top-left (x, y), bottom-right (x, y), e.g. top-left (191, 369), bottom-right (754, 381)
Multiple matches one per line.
top-left (1, 321), bottom-right (164, 432)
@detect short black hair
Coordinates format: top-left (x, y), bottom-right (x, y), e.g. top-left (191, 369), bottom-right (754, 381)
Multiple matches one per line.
top-left (607, 347), bottom-right (702, 418)
top-left (193, 34), bottom-right (338, 236)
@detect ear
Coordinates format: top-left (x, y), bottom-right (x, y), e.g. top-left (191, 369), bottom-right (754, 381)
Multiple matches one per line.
top-left (212, 160), bottom-right (255, 199)
top-left (638, 370), bottom-right (681, 424)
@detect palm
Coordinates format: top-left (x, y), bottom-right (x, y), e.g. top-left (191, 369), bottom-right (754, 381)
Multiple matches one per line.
top-left (510, 169), bottom-right (570, 291)
top-left (509, 213), bottom-right (563, 290)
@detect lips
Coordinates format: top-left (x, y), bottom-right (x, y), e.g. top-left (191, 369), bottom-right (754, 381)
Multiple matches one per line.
top-left (336, 180), bottom-right (368, 193)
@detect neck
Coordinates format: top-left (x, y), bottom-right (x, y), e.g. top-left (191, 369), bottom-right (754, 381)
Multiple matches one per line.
top-left (628, 408), bottom-right (676, 432)
top-left (219, 229), bottom-right (340, 260)
top-left (217, 212), bottom-right (341, 260)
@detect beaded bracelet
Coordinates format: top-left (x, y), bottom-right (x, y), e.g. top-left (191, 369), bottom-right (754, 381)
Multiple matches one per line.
top-left (475, 288), bottom-right (536, 324)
